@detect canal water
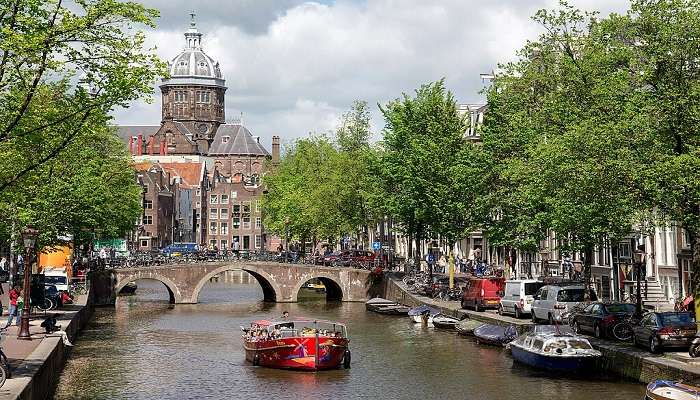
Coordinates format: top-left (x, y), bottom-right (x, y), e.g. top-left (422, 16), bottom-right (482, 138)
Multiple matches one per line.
top-left (54, 273), bottom-right (645, 400)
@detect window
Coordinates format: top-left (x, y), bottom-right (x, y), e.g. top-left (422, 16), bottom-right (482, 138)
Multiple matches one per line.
top-left (232, 202), bottom-right (241, 214)
top-left (221, 194), bottom-right (229, 204)
top-left (210, 208), bottom-right (218, 220)
top-left (209, 239), bottom-right (217, 248)
top-left (243, 216), bottom-right (251, 229)
top-left (196, 202), bottom-right (201, 209)
top-left (143, 215), bottom-right (153, 225)
top-left (255, 200), bottom-right (261, 213)
top-left (243, 235), bottom-right (250, 249)
top-left (255, 235), bottom-right (262, 249)
top-left (220, 240), bottom-right (228, 250)
top-left (618, 242), bottom-right (631, 259)
top-left (231, 191), bottom-right (238, 199)
top-left (243, 201), bottom-right (251, 213)
top-left (220, 222), bottom-right (228, 235)
top-left (196, 189), bottom-right (201, 196)
top-left (220, 208), bottom-right (229, 220)
top-left (196, 91), bottom-right (210, 103)
top-left (175, 91), bottom-right (188, 103)
top-left (143, 200), bottom-right (153, 209)
top-left (143, 186), bottom-right (148, 194)
top-left (210, 222), bottom-right (217, 235)
top-left (233, 216), bottom-right (240, 229)
top-left (255, 216), bottom-right (262, 229)
top-left (222, 136), bottom-right (230, 144)
top-left (210, 194), bottom-right (218, 204)
top-left (140, 239), bottom-right (149, 247)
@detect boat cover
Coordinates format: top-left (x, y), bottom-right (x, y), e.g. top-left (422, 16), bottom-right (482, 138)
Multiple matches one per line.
top-left (474, 324), bottom-right (518, 344)
top-left (408, 305), bottom-right (441, 316)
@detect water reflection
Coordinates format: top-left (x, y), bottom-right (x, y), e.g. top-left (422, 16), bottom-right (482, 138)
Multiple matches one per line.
top-left (54, 276), bottom-right (645, 400)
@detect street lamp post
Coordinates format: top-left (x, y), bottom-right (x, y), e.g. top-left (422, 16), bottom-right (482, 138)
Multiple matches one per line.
top-left (18, 226), bottom-right (38, 340)
top-left (540, 249), bottom-right (549, 278)
top-left (633, 248), bottom-right (645, 317)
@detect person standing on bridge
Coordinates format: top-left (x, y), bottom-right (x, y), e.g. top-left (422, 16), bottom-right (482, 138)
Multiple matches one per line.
top-left (232, 238), bottom-right (240, 260)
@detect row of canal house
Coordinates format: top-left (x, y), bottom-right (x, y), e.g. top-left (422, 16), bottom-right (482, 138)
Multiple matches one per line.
top-left (371, 103), bottom-right (691, 309)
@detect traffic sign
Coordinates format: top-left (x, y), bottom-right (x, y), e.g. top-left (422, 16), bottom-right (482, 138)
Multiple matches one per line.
top-left (372, 242), bottom-right (381, 251)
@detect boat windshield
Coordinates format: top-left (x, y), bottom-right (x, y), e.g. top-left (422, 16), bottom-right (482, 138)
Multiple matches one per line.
top-left (567, 340), bottom-right (593, 349)
top-left (269, 320), bottom-right (347, 339)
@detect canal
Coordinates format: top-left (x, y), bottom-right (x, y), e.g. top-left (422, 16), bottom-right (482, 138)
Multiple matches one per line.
top-left (54, 273), bottom-right (645, 399)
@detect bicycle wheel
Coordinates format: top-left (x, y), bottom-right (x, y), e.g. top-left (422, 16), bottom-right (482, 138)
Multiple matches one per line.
top-left (0, 361), bottom-right (7, 388)
top-left (612, 323), bottom-right (633, 341)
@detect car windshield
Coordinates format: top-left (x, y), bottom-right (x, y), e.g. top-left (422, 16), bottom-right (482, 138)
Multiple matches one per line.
top-left (605, 304), bottom-right (635, 314)
top-left (660, 312), bottom-right (695, 326)
top-left (524, 283), bottom-right (541, 296)
top-left (556, 289), bottom-right (596, 302)
top-left (44, 276), bottom-right (67, 285)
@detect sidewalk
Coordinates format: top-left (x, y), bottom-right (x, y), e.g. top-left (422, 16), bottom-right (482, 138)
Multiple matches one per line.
top-left (385, 276), bottom-right (700, 385)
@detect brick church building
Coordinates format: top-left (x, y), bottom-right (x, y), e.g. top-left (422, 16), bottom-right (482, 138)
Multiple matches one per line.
top-left (118, 16), bottom-right (280, 252)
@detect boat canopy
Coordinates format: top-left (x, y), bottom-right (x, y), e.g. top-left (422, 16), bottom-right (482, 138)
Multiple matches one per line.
top-left (408, 305), bottom-right (440, 316)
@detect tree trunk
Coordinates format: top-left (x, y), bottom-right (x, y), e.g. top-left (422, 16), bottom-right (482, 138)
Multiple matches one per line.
top-left (584, 243), bottom-right (594, 297)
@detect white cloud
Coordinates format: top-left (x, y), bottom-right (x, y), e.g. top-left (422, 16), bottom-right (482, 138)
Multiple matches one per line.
top-left (113, 0), bottom-right (630, 150)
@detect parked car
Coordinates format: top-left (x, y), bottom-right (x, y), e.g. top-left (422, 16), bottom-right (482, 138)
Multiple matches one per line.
top-left (632, 311), bottom-right (696, 353)
top-left (498, 279), bottom-right (545, 319)
top-left (531, 284), bottom-right (597, 325)
top-left (571, 302), bottom-right (636, 338)
top-left (461, 277), bottom-right (505, 312)
top-left (333, 249), bottom-right (375, 267)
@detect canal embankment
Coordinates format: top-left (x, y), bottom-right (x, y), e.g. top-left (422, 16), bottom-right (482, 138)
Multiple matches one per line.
top-left (0, 290), bottom-right (93, 400)
top-left (383, 275), bottom-right (700, 385)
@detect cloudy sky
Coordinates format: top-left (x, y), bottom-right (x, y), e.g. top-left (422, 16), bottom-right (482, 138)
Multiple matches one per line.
top-left (113, 0), bottom-right (629, 149)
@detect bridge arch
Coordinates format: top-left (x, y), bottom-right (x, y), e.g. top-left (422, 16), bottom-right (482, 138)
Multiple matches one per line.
top-left (291, 273), bottom-right (345, 302)
top-left (115, 273), bottom-right (179, 304)
top-left (190, 265), bottom-right (282, 303)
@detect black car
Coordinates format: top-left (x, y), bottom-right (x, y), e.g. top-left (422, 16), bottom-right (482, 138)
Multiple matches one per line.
top-left (632, 311), bottom-right (696, 353)
top-left (571, 302), bottom-right (636, 338)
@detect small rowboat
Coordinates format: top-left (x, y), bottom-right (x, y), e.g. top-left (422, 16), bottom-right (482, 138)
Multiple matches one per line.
top-left (432, 314), bottom-right (460, 330)
top-left (646, 380), bottom-right (700, 400)
top-left (473, 323), bottom-right (517, 346)
top-left (455, 319), bottom-right (482, 336)
top-left (243, 319), bottom-right (350, 371)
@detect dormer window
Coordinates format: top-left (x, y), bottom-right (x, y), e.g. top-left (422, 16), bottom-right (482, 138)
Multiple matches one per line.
top-left (222, 135), bottom-right (230, 144)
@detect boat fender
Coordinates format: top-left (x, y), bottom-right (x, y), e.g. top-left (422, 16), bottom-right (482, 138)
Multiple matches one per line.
top-left (343, 350), bottom-right (351, 369)
top-left (252, 354), bottom-right (260, 366)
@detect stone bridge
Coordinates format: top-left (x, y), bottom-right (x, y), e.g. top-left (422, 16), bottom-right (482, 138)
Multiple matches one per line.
top-left (111, 262), bottom-right (373, 304)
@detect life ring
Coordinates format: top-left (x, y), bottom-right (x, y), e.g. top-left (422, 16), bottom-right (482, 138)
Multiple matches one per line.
top-left (252, 354), bottom-right (260, 366)
top-left (343, 350), bottom-right (351, 369)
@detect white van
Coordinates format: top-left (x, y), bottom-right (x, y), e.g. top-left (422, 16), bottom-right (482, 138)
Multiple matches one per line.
top-left (531, 284), bottom-right (597, 324)
top-left (42, 269), bottom-right (70, 292)
top-left (499, 280), bottom-right (545, 319)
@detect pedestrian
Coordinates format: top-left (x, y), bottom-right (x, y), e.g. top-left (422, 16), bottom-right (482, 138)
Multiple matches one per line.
top-left (438, 254), bottom-right (447, 274)
top-left (5, 286), bottom-right (20, 327)
top-left (16, 254), bottom-right (23, 274)
top-left (99, 247), bottom-right (107, 268)
top-left (232, 239), bottom-right (240, 259)
top-left (0, 257), bottom-right (6, 271)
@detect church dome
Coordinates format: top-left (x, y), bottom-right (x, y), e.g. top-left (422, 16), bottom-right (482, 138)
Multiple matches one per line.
top-left (162, 14), bottom-right (226, 88)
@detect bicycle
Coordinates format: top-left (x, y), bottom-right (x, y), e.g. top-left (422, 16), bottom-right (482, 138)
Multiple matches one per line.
top-left (0, 327), bottom-right (11, 387)
top-left (611, 314), bottom-right (644, 342)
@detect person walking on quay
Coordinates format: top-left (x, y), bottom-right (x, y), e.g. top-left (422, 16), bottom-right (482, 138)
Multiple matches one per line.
top-left (5, 286), bottom-right (20, 328)
top-left (0, 257), bottom-right (6, 271)
top-left (232, 239), bottom-right (240, 259)
top-left (438, 254), bottom-right (447, 274)
top-left (99, 247), bottom-right (107, 268)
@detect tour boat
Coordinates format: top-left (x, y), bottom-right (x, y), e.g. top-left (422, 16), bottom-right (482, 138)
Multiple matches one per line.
top-left (508, 325), bottom-right (601, 372)
top-left (645, 380), bottom-right (700, 400)
top-left (243, 319), bottom-right (350, 371)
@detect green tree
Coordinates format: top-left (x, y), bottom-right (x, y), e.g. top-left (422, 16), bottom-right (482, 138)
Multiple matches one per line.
top-left (0, 0), bottom-right (164, 192)
top-left (375, 80), bottom-right (471, 267)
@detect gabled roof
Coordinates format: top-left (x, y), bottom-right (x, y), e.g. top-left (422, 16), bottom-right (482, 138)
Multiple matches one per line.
top-left (208, 124), bottom-right (269, 156)
top-left (159, 162), bottom-right (205, 189)
top-left (116, 126), bottom-right (160, 142)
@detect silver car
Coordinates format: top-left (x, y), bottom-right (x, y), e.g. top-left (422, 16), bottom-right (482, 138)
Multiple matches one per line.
top-left (531, 284), bottom-right (597, 324)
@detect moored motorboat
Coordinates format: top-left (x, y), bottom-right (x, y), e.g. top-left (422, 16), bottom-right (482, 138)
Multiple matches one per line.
top-left (243, 319), bottom-right (350, 371)
top-left (508, 325), bottom-right (601, 372)
top-left (366, 298), bottom-right (411, 315)
top-left (455, 319), bottom-right (482, 336)
top-left (473, 324), bottom-right (517, 346)
top-left (645, 380), bottom-right (700, 400)
top-left (432, 314), bottom-right (460, 330)
top-left (408, 305), bottom-right (440, 324)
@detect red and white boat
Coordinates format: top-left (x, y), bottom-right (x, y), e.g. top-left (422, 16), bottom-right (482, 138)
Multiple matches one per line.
top-left (243, 319), bottom-right (351, 371)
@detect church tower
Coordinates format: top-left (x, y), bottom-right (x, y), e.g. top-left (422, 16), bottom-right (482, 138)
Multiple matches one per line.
top-left (160, 13), bottom-right (226, 153)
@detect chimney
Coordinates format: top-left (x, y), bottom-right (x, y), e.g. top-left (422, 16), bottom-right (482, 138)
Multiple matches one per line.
top-left (129, 136), bottom-right (134, 155)
top-left (159, 139), bottom-right (166, 155)
top-left (272, 135), bottom-right (280, 166)
top-left (148, 136), bottom-right (155, 155)
top-left (137, 134), bottom-right (143, 156)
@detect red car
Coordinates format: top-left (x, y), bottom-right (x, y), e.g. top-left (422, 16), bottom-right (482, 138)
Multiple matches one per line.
top-left (461, 277), bottom-right (505, 312)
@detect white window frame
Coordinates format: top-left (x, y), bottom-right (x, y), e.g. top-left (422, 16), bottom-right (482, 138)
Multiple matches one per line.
top-left (209, 208), bottom-right (218, 220)
top-left (209, 222), bottom-right (218, 235)
top-left (255, 235), bottom-right (262, 249)
top-left (255, 216), bottom-right (262, 229)
top-left (220, 222), bottom-right (228, 235)
top-left (210, 194), bottom-right (218, 204)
